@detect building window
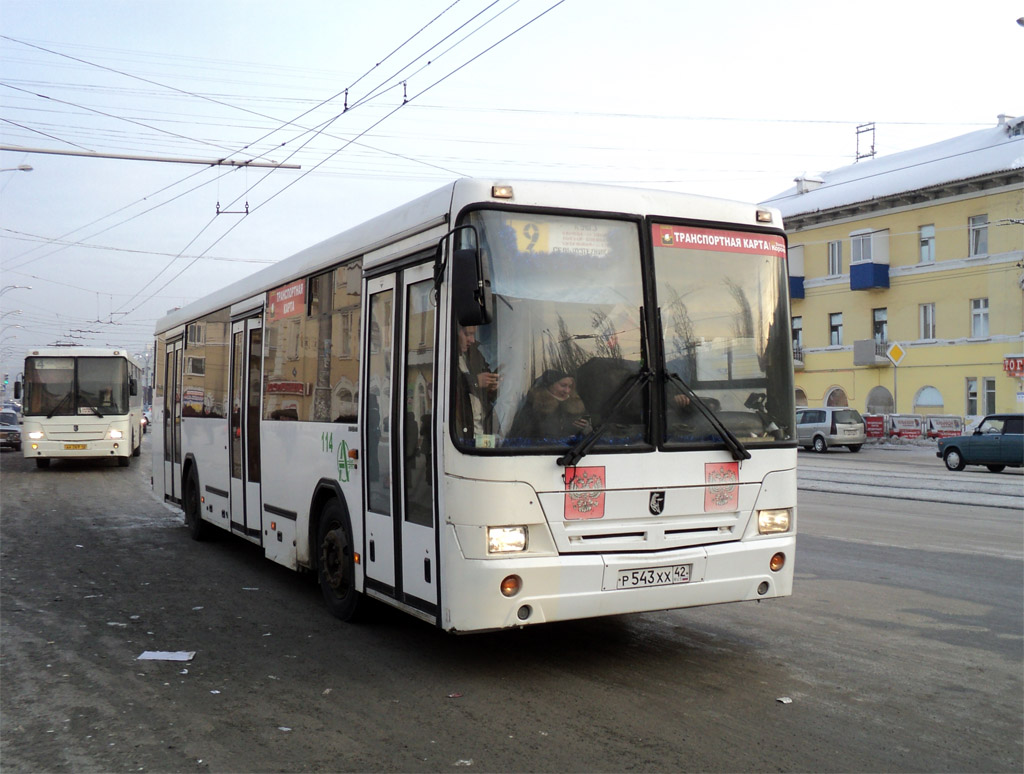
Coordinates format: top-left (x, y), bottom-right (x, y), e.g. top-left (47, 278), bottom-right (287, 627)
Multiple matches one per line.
top-left (919, 303), bottom-right (936, 339)
top-left (919, 225), bottom-right (935, 264)
top-left (851, 233), bottom-right (872, 264)
top-left (968, 215), bottom-right (988, 256)
top-left (185, 356), bottom-right (205, 376)
top-left (971, 298), bottom-right (989, 338)
top-left (791, 316), bottom-right (803, 355)
top-left (829, 312), bottom-right (843, 346)
top-left (983, 377), bottom-right (996, 414)
top-left (872, 308), bottom-right (887, 344)
top-left (827, 240), bottom-right (842, 276)
top-left (966, 378), bottom-right (978, 415)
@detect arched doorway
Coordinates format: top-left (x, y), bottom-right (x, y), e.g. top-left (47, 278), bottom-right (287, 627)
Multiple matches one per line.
top-left (794, 388), bottom-right (808, 407)
top-left (866, 386), bottom-right (894, 415)
top-left (825, 387), bottom-right (849, 407)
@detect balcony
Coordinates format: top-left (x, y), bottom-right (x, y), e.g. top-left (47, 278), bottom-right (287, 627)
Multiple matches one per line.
top-left (792, 343), bottom-right (804, 370)
top-left (853, 338), bottom-right (888, 366)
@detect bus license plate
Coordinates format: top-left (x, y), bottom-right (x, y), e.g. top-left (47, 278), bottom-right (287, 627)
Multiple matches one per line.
top-left (616, 564), bottom-right (691, 589)
top-left (64, 443), bottom-right (87, 450)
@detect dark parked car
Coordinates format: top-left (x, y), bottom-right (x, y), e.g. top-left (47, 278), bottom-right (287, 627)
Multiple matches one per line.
top-left (0, 409), bottom-right (22, 452)
top-left (936, 414), bottom-right (1024, 472)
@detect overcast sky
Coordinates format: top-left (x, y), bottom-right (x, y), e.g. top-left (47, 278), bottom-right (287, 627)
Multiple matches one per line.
top-left (1, 0), bottom-right (1021, 383)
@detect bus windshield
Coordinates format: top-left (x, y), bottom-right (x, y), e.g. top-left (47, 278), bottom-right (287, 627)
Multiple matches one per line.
top-left (453, 213), bottom-right (794, 453)
top-left (457, 210), bottom-right (646, 451)
top-left (24, 356), bottom-right (130, 417)
top-left (654, 223), bottom-right (794, 446)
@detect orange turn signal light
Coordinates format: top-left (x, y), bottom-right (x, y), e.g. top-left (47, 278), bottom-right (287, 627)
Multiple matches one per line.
top-left (769, 553), bottom-right (786, 572)
top-left (500, 575), bottom-right (522, 597)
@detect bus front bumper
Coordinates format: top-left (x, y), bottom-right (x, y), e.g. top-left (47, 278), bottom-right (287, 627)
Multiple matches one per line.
top-left (25, 438), bottom-right (130, 460)
top-left (442, 535), bottom-right (795, 633)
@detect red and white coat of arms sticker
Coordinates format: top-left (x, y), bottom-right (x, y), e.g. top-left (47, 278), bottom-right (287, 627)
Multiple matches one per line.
top-left (704, 461), bottom-right (739, 512)
top-left (564, 466), bottom-right (605, 520)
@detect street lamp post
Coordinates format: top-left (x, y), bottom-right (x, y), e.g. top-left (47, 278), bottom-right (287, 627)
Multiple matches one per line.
top-left (0, 285), bottom-right (32, 297)
top-left (0, 310), bottom-right (23, 319)
top-left (0, 165), bottom-right (33, 173)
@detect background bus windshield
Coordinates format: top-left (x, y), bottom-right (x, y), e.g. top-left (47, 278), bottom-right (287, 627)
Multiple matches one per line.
top-left (24, 357), bottom-right (129, 417)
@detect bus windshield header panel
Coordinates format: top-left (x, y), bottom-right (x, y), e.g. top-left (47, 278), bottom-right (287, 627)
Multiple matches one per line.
top-left (653, 223), bottom-right (795, 447)
top-left (453, 210), bottom-right (647, 453)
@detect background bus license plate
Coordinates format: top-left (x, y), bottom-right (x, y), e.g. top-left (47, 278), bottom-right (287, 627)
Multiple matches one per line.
top-left (617, 564), bottom-right (691, 589)
top-left (64, 443), bottom-right (87, 450)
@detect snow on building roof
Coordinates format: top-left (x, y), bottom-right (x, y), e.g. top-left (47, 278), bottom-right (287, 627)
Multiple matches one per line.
top-left (762, 115), bottom-right (1024, 219)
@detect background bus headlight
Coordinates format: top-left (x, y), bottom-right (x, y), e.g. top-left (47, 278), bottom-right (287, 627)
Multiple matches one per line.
top-left (487, 526), bottom-right (528, 554)
top-left (28, 431), bottom-right (43, 440)
top-left (757, 508), bottom-right (792, 534)
top-left (108, 429), bottom-right (123, 439)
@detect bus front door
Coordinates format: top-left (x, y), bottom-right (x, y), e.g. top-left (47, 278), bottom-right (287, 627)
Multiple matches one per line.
top-left (229, 316), bottom-right (263, 541)
top-left (163, 338), bottom-right (183, 503)
top-left (363, 262), bottom-right (438, 617)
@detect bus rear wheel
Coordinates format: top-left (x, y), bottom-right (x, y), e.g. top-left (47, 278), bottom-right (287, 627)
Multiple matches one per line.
top-left (35, 458), bottom-right (50, 469)
top-left (318, 500), bottom-right (362, 622)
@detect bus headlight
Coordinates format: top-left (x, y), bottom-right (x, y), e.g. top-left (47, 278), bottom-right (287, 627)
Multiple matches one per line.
top-left (487, 526), bottom-right (528, 554)
top-left (108, 429), bottom-right (123, 439)
top-left (28, 431), bottom-right (44, 440)
top-left (757, 508), bottom-right (792, 534)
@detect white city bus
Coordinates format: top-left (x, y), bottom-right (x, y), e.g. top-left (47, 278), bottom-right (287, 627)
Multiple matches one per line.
top-left (153, 179), bottom-right (797, 633)
top-left (21, 347), bottom-right (144, 468)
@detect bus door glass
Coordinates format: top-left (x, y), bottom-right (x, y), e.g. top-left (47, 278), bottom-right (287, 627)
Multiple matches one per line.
top-left (164, 338), bottom-right (183, 502)
top-left (399, 265), bottom-right (437, 607)
top-left (363, 277), bottom-right (396, 588)
top-left (229, 315), bottom-right (263, 539)
top-left (362, 263), bottom-right (438, 611)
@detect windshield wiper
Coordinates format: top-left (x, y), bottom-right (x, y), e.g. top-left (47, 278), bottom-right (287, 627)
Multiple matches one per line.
top-left (78, 394), bottom-right (104, 419)
top-left (665, 370), bottom-right (750, 461)
top-left (46, 392), bottom-right (73, 419)
top-left (557, 366), bottom-right (651, 468)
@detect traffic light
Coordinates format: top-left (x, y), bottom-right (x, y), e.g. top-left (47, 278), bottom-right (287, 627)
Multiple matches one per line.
top-left (2, 373), bottom-right (7, 386)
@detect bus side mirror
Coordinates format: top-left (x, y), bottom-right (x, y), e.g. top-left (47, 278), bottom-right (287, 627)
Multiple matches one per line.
top-left (13, 381), bottom-right (21, 400)
top-left (130, 378), bottom-right (138, 396)
top-left (452, 247), bottom-right (492, 326)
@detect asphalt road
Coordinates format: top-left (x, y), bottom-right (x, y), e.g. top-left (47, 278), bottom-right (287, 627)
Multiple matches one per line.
top-left (1, 440), bottom-right (1021, 773)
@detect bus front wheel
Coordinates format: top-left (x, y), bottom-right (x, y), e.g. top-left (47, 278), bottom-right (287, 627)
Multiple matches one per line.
top-left (317, 500), bottom-right (362, 622)
top-left (184, 467), bottom-right (210, 540)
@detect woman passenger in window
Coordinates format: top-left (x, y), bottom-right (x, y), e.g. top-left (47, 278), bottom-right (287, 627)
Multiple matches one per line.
top-left (508, 370), bottom-right (590, 442)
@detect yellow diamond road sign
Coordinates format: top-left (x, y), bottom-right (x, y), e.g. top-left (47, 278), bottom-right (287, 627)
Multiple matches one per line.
top-left (886, 342), bottom-right (906, 365)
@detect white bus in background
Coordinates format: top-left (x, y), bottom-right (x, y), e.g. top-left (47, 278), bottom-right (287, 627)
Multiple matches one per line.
top-left (153, 179), bottom-right (797, 633)
top-left (20, 347), bottom-right (144, 468)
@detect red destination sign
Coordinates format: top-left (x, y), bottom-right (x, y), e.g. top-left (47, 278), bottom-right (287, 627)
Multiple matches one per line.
top-left (267, 279), bottom-right (306, 323)
top-left (653, 224), bottom-right (786, 257)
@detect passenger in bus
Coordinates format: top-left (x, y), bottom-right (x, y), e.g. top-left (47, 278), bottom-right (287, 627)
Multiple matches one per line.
top-left (508, 370), bottom-right (590, 442)
top-left (454, 325), bottom-right (498, 446)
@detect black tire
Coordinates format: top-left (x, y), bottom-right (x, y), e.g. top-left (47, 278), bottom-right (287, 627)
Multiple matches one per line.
top-left (183, 466), bottom-right (210, 540)
top-left (847, 444), bottom-right (862, 453)
top-left (317, 500), bottom-right (362, 621)
top-left (132, 432), bottom-right (141, 457)
top-left (986, 464), bottom-right (1006, 473)
top-left (943, 448), bottom-right (966, 471)
top-left (117, 454), bottom-right (130, 467)
top-left (813, 436), bottom-right (828, 453)
top-left (35, 457), bottom-right (49, 469)
top-left (14, 443), bottom-right (21, 452)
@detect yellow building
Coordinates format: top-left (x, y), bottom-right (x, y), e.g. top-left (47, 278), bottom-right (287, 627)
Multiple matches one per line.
top-left (763, 115), bottom-right (1024, 426)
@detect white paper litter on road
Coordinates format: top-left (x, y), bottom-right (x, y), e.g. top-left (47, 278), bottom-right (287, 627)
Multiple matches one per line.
top-left (137, 651), bottom-right (196, 661)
